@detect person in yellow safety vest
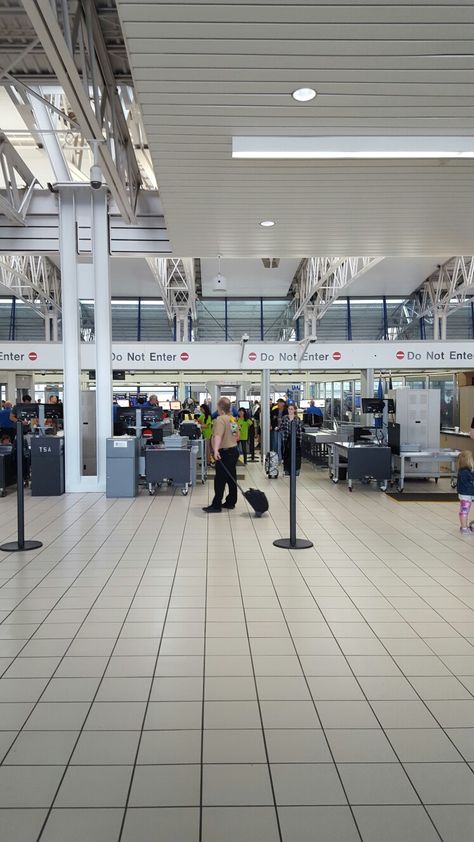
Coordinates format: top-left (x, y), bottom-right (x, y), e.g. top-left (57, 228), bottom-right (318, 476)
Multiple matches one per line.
top-left (237, 408), bottom-right (253, 465)
top-left (198, 403), bottom-right (213, 464)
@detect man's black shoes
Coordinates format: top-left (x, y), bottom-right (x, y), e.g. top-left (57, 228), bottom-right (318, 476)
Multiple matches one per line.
top-left (202, 505), bottom-right (221, 513)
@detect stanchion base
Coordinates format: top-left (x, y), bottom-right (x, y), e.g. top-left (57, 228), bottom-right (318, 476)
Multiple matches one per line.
top-left (273, 538), bottom-right (314, 550)
top-left (0, 540), bottom-right (43, 553)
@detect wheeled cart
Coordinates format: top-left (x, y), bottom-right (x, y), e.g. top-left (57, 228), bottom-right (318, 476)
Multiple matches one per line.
top-left (393, 449), bottom-right (459, 492)
top-left (329, 442), bottom-right (392, 492)
top-left (145, 446), bottom-right (197, 496)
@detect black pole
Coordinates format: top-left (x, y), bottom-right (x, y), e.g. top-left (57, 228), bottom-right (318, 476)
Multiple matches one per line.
top-left (0, 421), bottom-right (42, 553)
top-left (289, 419), bottom-right (297, 546)
top-left (16, 421), bottom-right (25, 548)
top-left (273, 418), bottom-right (313, 550)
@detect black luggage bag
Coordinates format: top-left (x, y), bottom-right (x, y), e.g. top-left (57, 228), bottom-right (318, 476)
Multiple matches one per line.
top-left (220, 461), bottom-right (269, 517)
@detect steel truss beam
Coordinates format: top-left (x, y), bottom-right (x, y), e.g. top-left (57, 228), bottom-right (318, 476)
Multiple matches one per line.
top-left (0, 254), bottom-right (61, 318)
top-left (146, 258), bottom-right (196, 339)
top-left (0, 131), bottom-right (38, 224)
top-left (20, 0), bottom-right (141, 222)
top-left (392, 257), bottom-right (474, 339)
top-left (293, 257), bottom-right (383, 332)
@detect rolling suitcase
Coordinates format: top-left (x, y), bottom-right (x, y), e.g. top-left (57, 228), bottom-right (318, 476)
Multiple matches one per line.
top-left (220, 461), bottom-right (269, 518)
top-left (265, 450), bottom-right (279, 479)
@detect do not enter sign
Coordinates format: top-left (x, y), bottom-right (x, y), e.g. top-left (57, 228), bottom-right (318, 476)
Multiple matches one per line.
top-left (28, 352), bottom-right (38, 361)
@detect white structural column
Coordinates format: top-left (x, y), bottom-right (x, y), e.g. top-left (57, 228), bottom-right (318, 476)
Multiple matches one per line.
top-left (360, 368), bottom-right (374, 427)
top-left (209, 384), bottom-right (219, 411)
top-left (91, 188), bottom-right (112, 491)
top-left (260, 369), bottom-right (270, 459)
top-left (58, 186), bottom-right (83, 491)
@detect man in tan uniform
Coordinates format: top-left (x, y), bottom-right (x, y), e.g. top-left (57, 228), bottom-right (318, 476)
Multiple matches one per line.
top-left (202, 397), bottom-right (239, 513)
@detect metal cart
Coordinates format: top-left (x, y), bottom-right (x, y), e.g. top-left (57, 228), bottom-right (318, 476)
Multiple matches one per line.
top-left (393, 449), bottom-right (459, 492)
top-left (145, 443), bottom-right (197, 496)
top-left (329, 442), bottom-right (392, 492)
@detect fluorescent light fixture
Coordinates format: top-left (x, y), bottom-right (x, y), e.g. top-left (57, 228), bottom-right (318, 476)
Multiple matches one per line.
top-left (259, 219), bottom-right (275, 227)
top-left (232, 136), bottom-right (474, 160)
top-left (292, 87), bottom-right (317, 102)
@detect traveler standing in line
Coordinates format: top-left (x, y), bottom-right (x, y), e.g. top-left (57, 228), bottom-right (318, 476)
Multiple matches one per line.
top-left (270, 398), bottom-right (288, 462)
top-left (202, 397), bottom-right (239, 513)
top-left (280, 403), bottom-right (304, 476)
top-left (198, 403), bottom-right (213, 464)
top-left (252, 401), bottom-right (261, 451)
top-left (237, 408), bottom-right (253, 465)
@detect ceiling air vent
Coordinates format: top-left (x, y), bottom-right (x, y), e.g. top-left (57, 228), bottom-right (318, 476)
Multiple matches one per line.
top-left (261, 258), bottom-right (280, 269)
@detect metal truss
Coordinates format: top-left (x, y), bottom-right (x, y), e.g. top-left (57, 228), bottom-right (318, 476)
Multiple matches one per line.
top-left (293, 256), bottom-right (383, 335)
top-left (0, 130), bottom-right (38, 223)
top-left (392, 257), bottom-right (474, 340)
top-left (147, 258), bottom-right (197, 340)
top-left (0, 254), bottom-right (61, 318)
top-left (20, 0), bottom-right (142, 222)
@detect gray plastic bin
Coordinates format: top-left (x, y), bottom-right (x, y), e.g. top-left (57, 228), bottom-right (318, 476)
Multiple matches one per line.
top-left (106, 437), bottom-right (139, 498)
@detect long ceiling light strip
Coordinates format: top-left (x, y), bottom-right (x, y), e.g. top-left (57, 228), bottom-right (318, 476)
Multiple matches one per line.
top-left (232, 136), bottom-right (474, 160)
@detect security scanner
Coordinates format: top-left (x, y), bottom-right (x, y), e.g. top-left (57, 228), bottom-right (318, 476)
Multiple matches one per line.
top-left (390, 389), bottom-right (459, 490)
top-left (303, 411), bottom-right (323, 428)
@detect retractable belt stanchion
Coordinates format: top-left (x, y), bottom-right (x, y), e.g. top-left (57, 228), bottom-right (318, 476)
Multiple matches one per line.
top-left (0, 421), bottom-right (43, 553)
top-left (273, 419), bottom-right (313, 551)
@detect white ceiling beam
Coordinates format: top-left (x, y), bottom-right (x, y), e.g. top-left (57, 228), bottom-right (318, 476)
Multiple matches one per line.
top-left (293, 256), bottom-right (383, 321)
top-left (20, 0), bottom-right (141, 223)
top-left (0, 131), bottom-right (39, 224)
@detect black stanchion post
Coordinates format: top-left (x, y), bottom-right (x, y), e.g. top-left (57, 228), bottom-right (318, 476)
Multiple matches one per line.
top-left (273, 419), bottom-right (313, 551)
top-left (0, 421), bottom-right (42, 553)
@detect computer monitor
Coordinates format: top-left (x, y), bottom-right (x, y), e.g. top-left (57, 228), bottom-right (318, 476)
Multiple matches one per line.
top-left (118, 408), bottom-right (137, 427)
top-left (45, 403), bottom-right (63, 420)
top-left (142, 407), bottom-right (164, 424)
top-left (161, 401), bottom-right (171, 411)
top-left (170, 401), bottom-right (181, 411)
top-left (116, 399), bottom-right (129, 408)
top-left (303, 411), bottom-right (323, 428)
top-left (14, 403), bottom-right (39, 421)
top-left (239, 400), bottom-right (250, 410)
top-left (361, 398), bottom-right (385, 414)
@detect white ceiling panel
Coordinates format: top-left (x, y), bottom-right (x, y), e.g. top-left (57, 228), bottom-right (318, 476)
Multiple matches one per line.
top-left (116, 1), bottom-right (474, 258)
top-left (201, 257), bottom-right (300, 297)
top-left (347, 256), bottom-right (450, 297)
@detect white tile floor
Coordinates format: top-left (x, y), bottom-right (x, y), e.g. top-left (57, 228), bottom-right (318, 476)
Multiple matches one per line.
top-left (0, 463), bottom-right (473, 841)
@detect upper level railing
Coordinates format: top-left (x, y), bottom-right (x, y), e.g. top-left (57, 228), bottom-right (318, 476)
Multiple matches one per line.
top-left (1, 296), bottom-right (473, 344)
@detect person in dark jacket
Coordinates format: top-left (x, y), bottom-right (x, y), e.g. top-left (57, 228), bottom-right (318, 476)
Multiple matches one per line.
top-left (270, 398), bottom-right (288, 461)
top-left (280, 404), bottom-right (304, 476)
top-left (457, 450), bottom-right (474, 534)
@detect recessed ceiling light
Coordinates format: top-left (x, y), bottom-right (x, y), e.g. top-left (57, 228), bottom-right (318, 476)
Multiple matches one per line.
top-left (259, 219), bottom-right (275, 227)
top-left (292, 87), bottom-right (317, 102)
